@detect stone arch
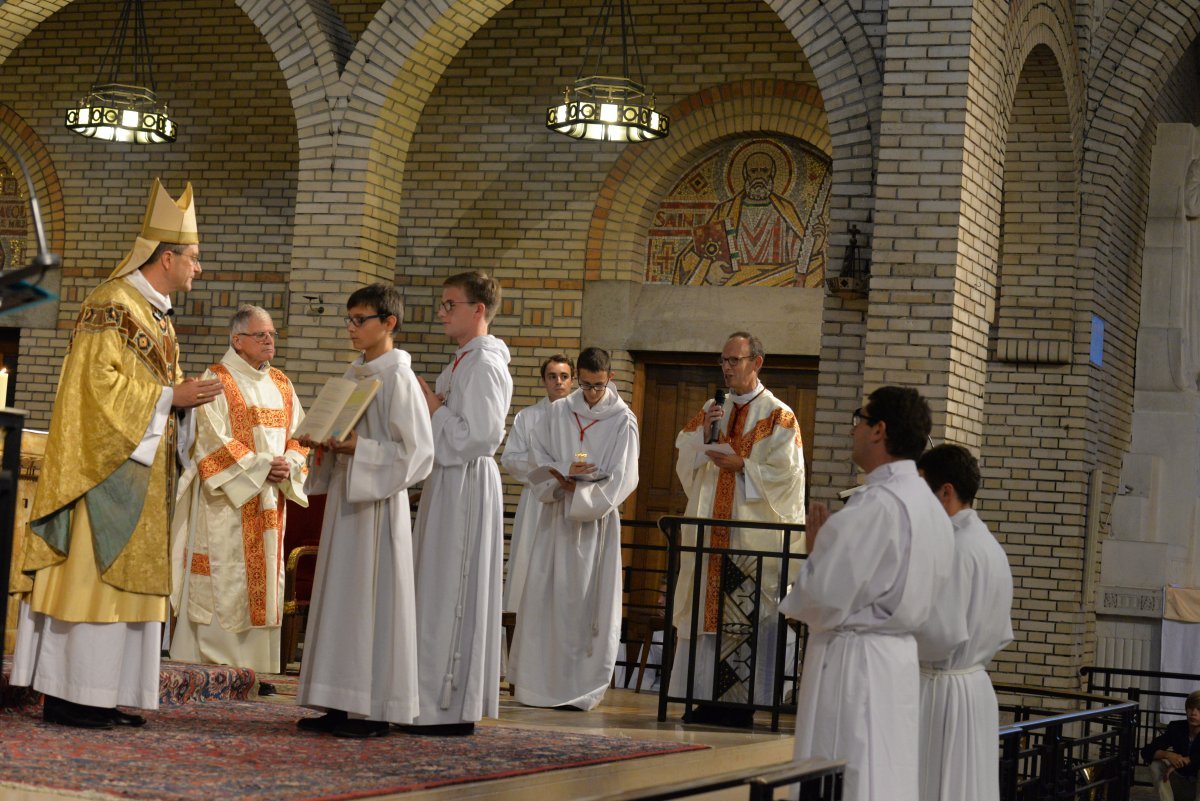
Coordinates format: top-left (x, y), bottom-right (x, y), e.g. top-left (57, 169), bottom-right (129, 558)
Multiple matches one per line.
top-left (0, 104), bottom-right (64, 330)
top-left (326, 0), bottom-right (881, 277)
top-left (991, 43), bottom-right (1079, 363)
top-left (584, 81), bottom-right (829, 286)
top-left (980, 40), bottom-right (1088, 687)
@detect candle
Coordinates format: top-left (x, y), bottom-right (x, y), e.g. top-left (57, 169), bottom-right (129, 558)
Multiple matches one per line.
top-left (0, 367), bottom-right (10, 408)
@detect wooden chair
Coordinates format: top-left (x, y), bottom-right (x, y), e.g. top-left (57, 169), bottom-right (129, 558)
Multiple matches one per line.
top-left (620, 569), bottom-right (672, 693)
top-left (280, 495), bottom-right (326, 668)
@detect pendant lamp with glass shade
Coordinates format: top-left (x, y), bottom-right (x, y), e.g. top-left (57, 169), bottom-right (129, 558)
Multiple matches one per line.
top-left (545, 0), bottom-right (668, 143)
top-left (65, 0), bottom-right (176, 144)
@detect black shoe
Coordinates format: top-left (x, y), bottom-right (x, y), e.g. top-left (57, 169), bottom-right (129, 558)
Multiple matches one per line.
top-left (553, 704), bottom-right (586, 712)
top-left (332, 719), bottom-right (389, 738)
top-left (297, 709), bottom-right (348, 732)
top-left (258, 682), bottom-right (276, 697)
top-left (405, 722), bottom-right (475, 736)
top-left (682, 704), bottom-right (754, 729)
top-left (107, 707), bottom-right (147, 727)
top-left (42, 695), bottom-right (114, 729)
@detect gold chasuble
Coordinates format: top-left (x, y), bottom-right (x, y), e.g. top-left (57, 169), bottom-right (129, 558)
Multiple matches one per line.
top-left (13, 278), bottom-right (181, 622)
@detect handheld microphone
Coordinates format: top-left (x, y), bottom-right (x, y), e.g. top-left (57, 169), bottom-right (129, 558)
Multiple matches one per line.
top-left (709, 388), bottom-right (726, 442)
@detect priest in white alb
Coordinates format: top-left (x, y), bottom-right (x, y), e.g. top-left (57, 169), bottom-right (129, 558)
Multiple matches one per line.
top-left (500, 353), bottom-right (574, 613)
top-left (780, 386), bottom-right (957, 801)
top-left (509, 347), bottom-right (639, 710)
top-left (412, 270), bottom-right (513, 736)
top-left (670, 331), bottom-right (806, 728)
top-left (916, 444), bottom-right (1013, 801)
top-left (295, 283), bottom-right (434, 738)
top-left (170, 306), bottom-right (308, 674)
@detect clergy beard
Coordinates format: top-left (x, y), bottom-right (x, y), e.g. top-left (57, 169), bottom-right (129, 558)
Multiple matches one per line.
top-left (745, 179), bottom-right (772, 202)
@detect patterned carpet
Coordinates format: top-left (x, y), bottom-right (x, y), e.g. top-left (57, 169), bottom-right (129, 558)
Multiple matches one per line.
top-left (1, 698), bottom-right (707, 800)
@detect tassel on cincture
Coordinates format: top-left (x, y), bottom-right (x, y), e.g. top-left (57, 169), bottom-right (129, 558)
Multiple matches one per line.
top-left (439, 673), bottom-right (454, 709)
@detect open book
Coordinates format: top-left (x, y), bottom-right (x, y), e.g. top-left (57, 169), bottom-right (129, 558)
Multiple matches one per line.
top-left (292, 377), bottom-right (381, 442)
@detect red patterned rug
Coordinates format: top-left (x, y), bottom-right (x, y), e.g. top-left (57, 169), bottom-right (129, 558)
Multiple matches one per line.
top-left (1, 699), bottom-right (707, 800)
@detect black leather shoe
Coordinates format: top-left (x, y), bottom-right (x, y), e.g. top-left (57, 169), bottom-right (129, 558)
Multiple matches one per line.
top-left (297, 709), bottom-right (347, 733)
top-left (332, 719), bottom-right (389, 738)
top-left (42, 695), bottom-right (114, 729)
top-left (107, 708), bottom-right (147, 727)
top-left (682, 704), bottom-right (754, 729)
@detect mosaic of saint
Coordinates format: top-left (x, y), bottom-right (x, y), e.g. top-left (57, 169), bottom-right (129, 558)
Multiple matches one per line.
top-left (0, 163), bottom-right (26, 273)
top-left (646, 138), bottom-right (830, 287)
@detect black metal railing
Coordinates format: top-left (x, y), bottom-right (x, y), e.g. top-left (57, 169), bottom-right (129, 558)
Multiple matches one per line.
top-left (657, 514), bottom-right (807, 732)
top-left (996, 684), bottom-right (1138, 800)
top-left (603, 758), bottom-right (845, 800)
top-left (1081, 664), bottom-right (1200, 786)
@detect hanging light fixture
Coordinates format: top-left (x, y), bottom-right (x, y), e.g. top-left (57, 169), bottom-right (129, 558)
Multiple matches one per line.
top-left (65, 0), bottom-right (176, 144)
top-left (546, 0), bottom-right (668, 143)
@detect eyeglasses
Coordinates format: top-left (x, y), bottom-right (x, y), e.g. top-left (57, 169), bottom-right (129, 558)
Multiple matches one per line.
top-left (237, 330), bottom-right (277, 343)
top-left (717, 355), bottom-right (752, 368)
top-left (438, 299), bottom-right (477, 314)
top-left (852, 407), bottom-right (878, 427)
top-left (578, 381), bottom-right (608, 392)
top-left (344, 314), bottom-right (389, 328)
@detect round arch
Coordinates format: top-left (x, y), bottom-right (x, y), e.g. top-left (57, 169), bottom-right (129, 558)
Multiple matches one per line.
top-left (584, 81), bottom-right (830, 284)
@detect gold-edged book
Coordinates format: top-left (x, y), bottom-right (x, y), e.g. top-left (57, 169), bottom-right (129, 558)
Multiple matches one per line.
top-left (293, 377), bottom-right (381, 442)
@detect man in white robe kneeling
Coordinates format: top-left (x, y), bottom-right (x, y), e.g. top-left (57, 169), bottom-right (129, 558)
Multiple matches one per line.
top-left (780, 386), bottom-right (957, 801)
top-left (509, 347), bottom-right (640, 710)
top-left (916, 444), bottom-right (1013, 801)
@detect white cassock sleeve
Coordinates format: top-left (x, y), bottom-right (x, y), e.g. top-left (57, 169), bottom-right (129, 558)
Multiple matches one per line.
top-left (431, 357), bottom-right (509, 465)
top-left (913, 545), bottom-right (970, 662)
top-left (500, 407), bottom-right (536, 485)
top-left (740, 418), bottom-right (806, 523)
top-left (278, 381), bottom-right (309, 507)
top-left (567, 417), bottom-right (640, 523)
top-left (779, 493), bottom-right (905, 630)
top-left (346, 369), bottom-right (435, 503)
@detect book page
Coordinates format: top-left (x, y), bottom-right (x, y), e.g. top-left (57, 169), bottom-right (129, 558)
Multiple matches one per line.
top-left (329, 378), bottom-right (382, 441)
top-left (292, 377), bottom-right (357, 442)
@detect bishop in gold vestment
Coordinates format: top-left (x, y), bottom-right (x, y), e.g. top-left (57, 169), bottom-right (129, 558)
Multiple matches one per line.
top-left (8, 179), bottom-right (220, 729)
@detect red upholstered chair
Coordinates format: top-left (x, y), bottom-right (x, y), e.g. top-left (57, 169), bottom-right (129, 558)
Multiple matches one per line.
top-left (281, 495), bottom-right (326, 669)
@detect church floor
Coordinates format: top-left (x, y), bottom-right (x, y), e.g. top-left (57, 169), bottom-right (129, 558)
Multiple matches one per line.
top-left (5, 679), bottom-right (794, 801)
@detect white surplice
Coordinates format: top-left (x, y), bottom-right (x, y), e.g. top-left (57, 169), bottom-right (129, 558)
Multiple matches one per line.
top-left (499, 396), bottom-right (551, 613)
top-left (917, 508), bottom-right (1013, 801)
top-left (509, 387), bottom-right (640, 710)
top-left (779, 460), bottom-right (955, 801)
top-left (669, 384), bottom-right (805, 705)
top-left (296, 348), bottom-right (434, 723)
top-left (412, 334), bottom-right (513, 725)
top-left (169, 347), bottom-right (309, 674)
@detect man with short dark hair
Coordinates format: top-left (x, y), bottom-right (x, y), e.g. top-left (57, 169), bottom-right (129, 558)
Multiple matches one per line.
top-left (915, 443), bottom-right (1012, 801)
top-left (1143, 689), bottom-right (1200, 801)
top-left (780, 386), bottom-right (957, 801)
top-left (509, 347), bottom-right (639, 710)
top-left (501, 353), bottom-right (574, 613)
top-left (671, 331), bottom-right (805, 727)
